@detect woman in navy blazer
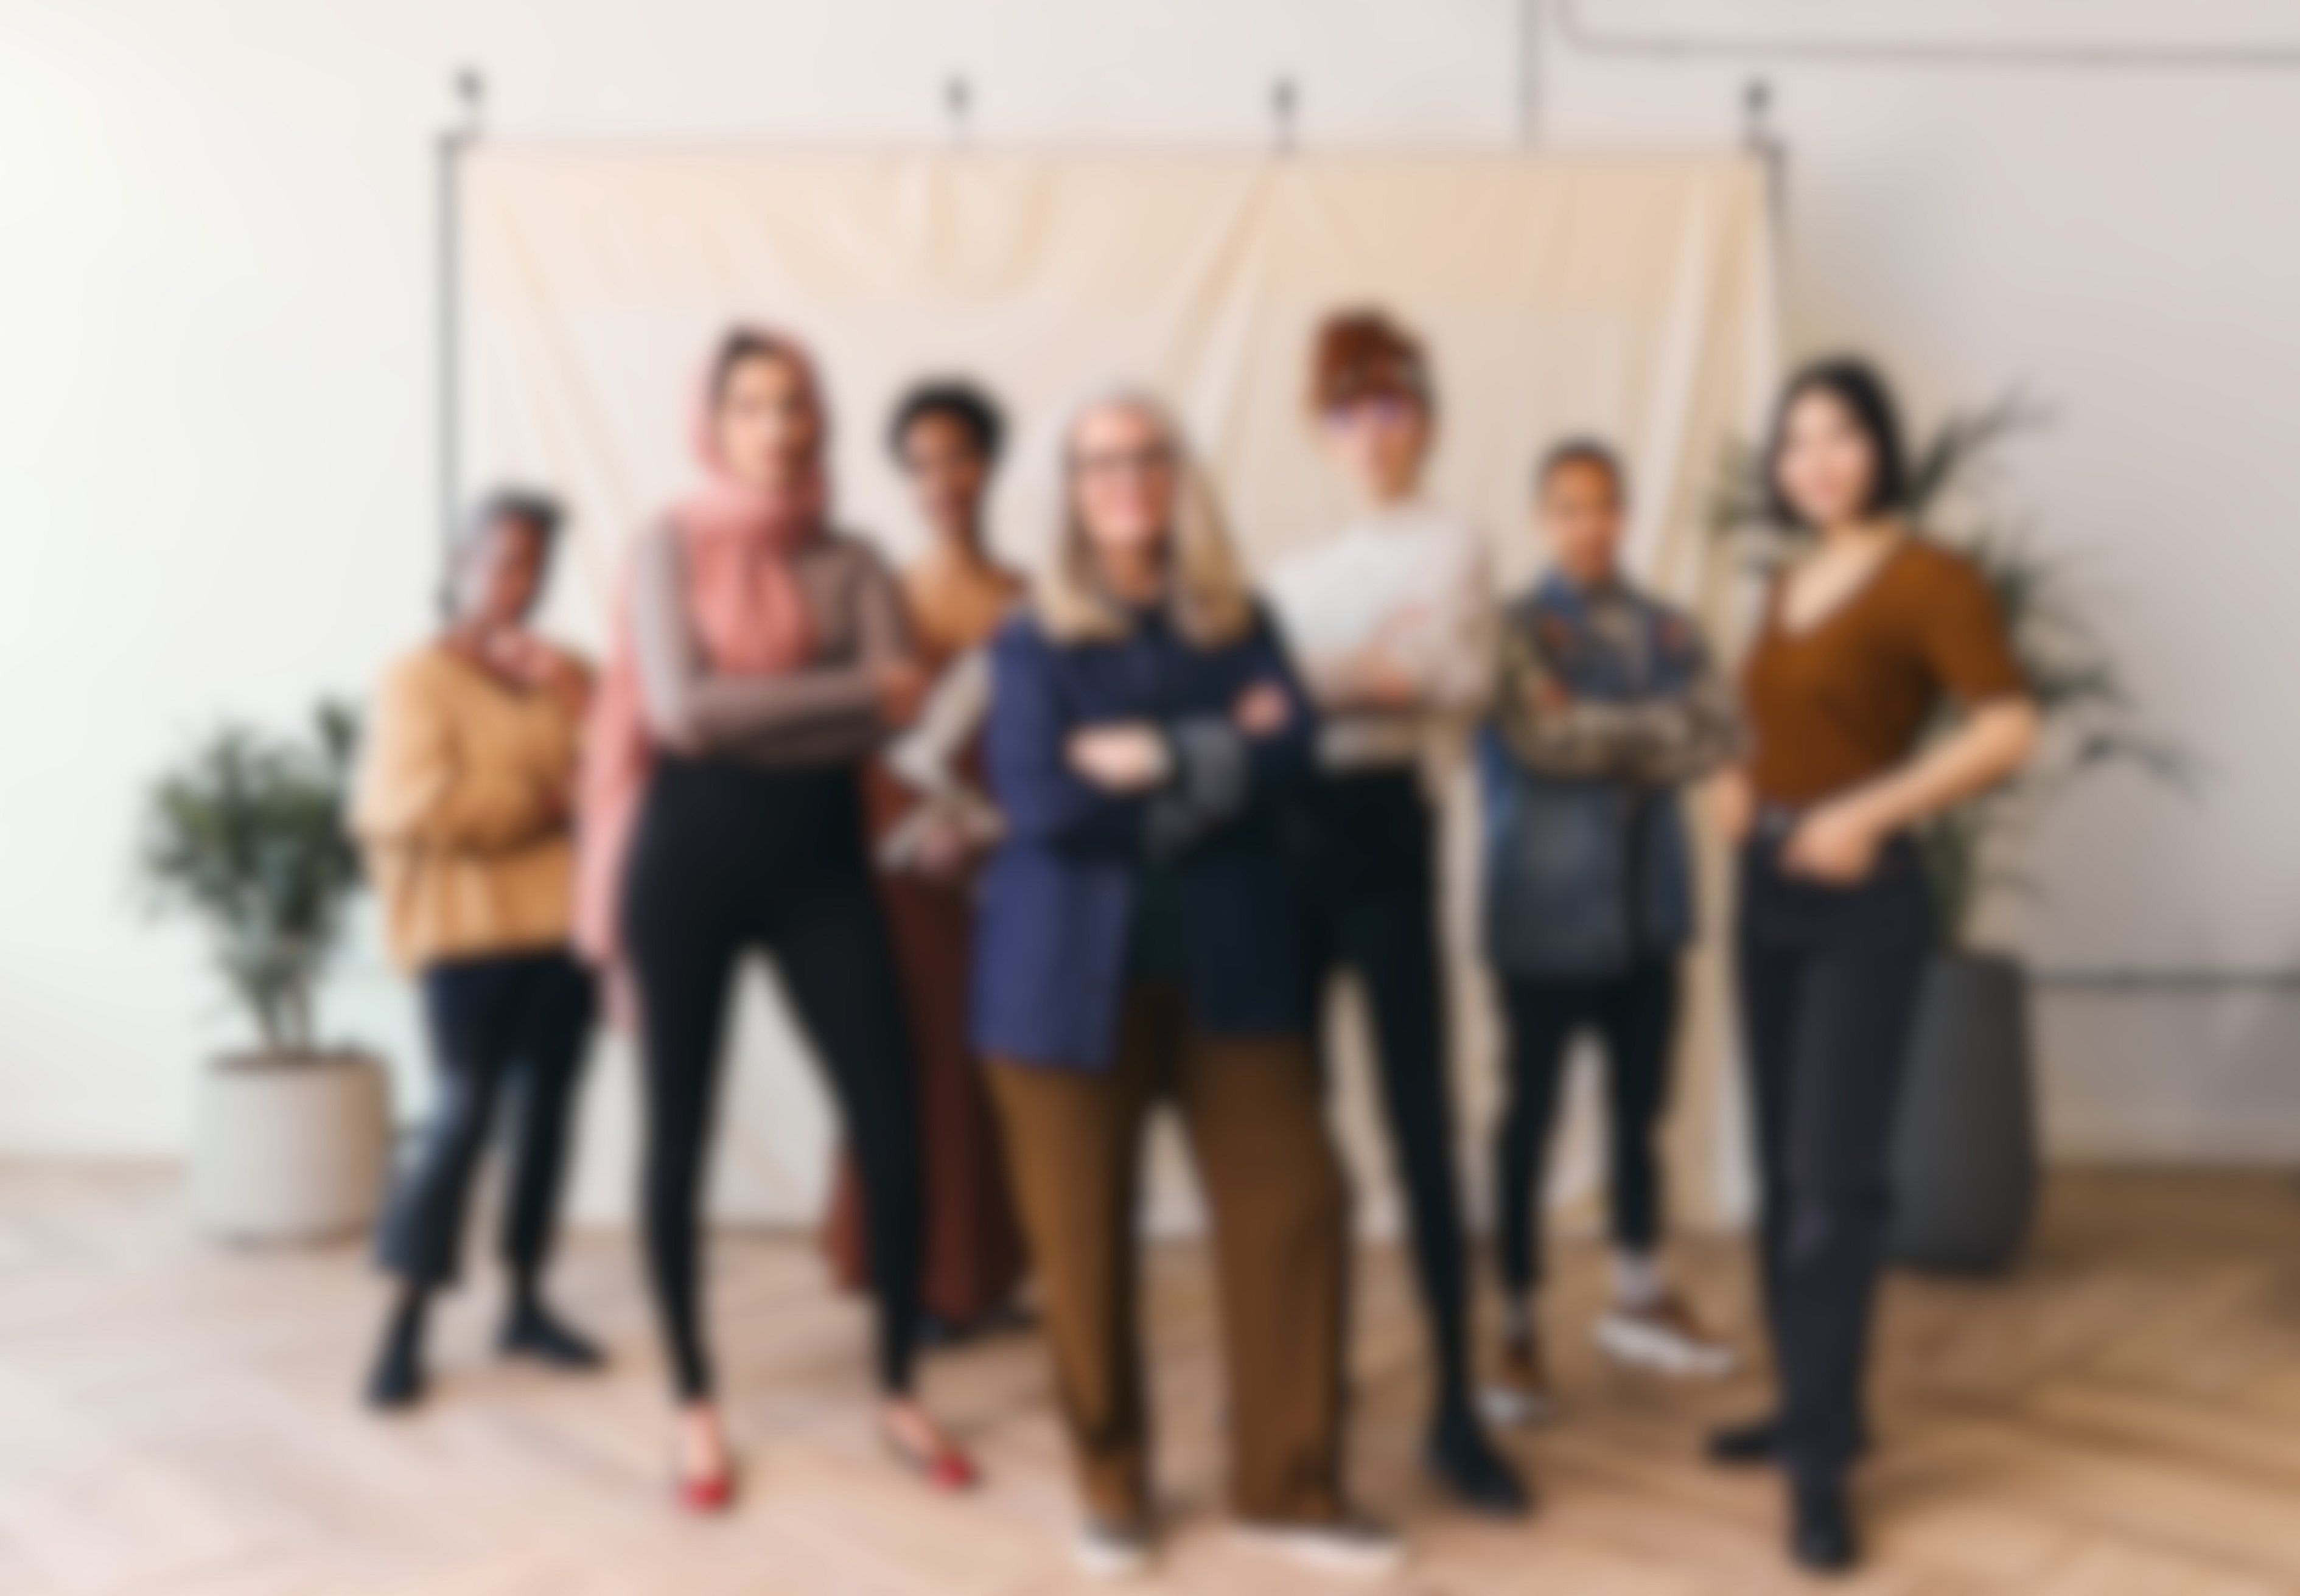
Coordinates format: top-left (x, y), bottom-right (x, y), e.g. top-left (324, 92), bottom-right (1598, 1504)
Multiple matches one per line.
top-left (974, 389), bottom-right (1399, 1581)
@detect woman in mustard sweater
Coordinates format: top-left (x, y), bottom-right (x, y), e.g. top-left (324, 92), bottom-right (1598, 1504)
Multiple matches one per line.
top-left (351, 490), bottom-right (601, 1410)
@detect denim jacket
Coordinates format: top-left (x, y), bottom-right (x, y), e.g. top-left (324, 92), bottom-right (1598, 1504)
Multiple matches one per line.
top-left (1478, 571), bottom-right (1735, 978)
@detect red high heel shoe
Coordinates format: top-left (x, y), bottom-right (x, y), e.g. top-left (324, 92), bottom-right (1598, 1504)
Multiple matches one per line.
top-left (673, 1464), bottom-right (737, 1514)
top-left (880, 1420), bottom-right (980, 1494)
top-left (671, 1444), bottom-right (739, 1514)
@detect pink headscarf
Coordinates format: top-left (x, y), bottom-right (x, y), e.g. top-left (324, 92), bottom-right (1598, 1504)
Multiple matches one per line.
top-left (574, 326), bottom-right (832, 974)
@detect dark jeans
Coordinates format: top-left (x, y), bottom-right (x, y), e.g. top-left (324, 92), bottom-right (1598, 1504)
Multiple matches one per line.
top-left (1289, 767), bottom-right (1475, 1414)
top-left (1492, 958), bottom-right (1679, 1297)
top-left (623, 756), bottom-right (922, 1403)
top-left (1737, 832), bottom-right (1933, 1483)
top-left (375, 949), bottom-right (596, 1291)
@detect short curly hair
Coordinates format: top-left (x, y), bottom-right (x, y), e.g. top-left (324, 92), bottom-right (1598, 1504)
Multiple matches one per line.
top-left (887, 378), bottom-right (1006, 465)
top-left (1535, 437), bottom-right (1627, 502)
top-left (468, 487), bottom-right (564, 549)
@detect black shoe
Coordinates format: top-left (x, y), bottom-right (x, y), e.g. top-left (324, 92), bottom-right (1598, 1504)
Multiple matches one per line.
top-left (364, 1345), bottom-right (425, 1411)
top-left (1706, 1414), bottom-right (1781, 1467)
top-left (915, 1312), bottom-right (968, 1350)
top-left (498, 1304), bottom-right (606, 1371)
top-left (918, 1299), bottom-right (1040, 1350)
top-left (1789, 1477), bottom-right (1859, 1573)
top-left (1425, 1410), bottom-right (1532, 1518)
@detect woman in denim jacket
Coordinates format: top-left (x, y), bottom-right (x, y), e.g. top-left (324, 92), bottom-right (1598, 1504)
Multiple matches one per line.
top-left (1477, 441), bottom-right (1739, 1426)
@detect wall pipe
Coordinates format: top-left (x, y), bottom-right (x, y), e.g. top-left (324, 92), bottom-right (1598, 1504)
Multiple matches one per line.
top-left (1554, 0), bottom-right (2300, 72)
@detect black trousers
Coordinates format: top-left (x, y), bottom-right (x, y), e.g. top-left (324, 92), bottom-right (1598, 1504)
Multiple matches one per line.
top-left (1492, 958), bottom-right (1679, 1297)
top-left (1736, 832), bottom-right (1932, 1483)
top-left (1290, 768), bottom-right (1475, 1413)
top-left (622, 756), bottom-right (922, 1403)
top-left (376, 949), bottom-right (596, 1290)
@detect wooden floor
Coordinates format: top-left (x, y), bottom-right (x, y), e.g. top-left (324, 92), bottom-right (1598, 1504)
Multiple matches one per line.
top-left (2, 1166), bottom-right (2299, 1595)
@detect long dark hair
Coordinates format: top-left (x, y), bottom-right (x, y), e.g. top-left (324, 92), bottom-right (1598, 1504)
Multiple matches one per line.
top-left (1765, 356), bottom-right (1909, 529)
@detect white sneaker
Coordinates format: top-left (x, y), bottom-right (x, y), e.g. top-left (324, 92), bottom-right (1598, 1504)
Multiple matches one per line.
top-left (1478, 1329), bottom-right (1556, 1428)
top-left (1594, 1293), bottom-right (1738, 1379)
top-left (1074, 1519), bottom-right (1155, 1581)
top-left (1236, 1513), bottom-right (1407, 1579)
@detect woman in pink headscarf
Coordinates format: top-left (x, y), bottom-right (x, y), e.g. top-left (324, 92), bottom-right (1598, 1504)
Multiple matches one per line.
top-left (579, 326), bottom-right (972, 1510)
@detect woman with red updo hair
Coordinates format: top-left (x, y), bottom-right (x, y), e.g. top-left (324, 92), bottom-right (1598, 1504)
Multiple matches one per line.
top-left (1264, 308), bottom-right (1528, 1517)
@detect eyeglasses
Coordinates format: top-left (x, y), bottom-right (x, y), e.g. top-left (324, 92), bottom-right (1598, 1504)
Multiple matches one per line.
top-left (1069, 445), bottom-right (1176, 479)
top-left (1323, 396), bottom-right (1423, 432)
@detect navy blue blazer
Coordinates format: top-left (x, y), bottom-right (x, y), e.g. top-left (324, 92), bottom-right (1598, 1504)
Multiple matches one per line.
top-left (971, 602), bottom-right (1319, 1072)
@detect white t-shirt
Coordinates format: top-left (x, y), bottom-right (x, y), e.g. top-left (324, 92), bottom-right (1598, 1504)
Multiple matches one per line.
top-left (1263, 500), bottom-right (1495, 771)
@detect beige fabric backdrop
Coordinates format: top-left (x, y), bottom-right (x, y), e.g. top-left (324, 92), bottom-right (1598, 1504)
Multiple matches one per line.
top-left (463, 147), bottom-right (1779, 1235)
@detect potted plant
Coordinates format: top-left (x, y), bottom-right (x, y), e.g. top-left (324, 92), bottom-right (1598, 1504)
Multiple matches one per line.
top-left (139, 701), bottom-right (392, 1242)
top-left (1713, 397), bottom-right (2186, 1272)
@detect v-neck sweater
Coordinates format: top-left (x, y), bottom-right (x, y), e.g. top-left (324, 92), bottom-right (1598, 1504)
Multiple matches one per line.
top-left (1740, 538), bottom-right (2024, 807)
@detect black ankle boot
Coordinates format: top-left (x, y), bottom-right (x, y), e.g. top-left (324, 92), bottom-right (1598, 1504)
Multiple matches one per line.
top-left (500, 1300), bottom-right (606, 1371)
top-left (1425, 1407), bottom-right (1532, 1517)
top-left (365, 1342), bottom-right (425, 1410)
top-left (365, 1292), bottom-right (428, 1411)
top-left (1705, 1414), bottom-right (1781, 1466)
top-left (1789, 1476), bottom-right (1859, 1573)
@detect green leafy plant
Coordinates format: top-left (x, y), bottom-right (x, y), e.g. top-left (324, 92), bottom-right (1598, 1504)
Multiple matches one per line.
top-left (1713, 394), bottom-right (2190, 949)
top-left (138, 702), bottom-right (365, 1054)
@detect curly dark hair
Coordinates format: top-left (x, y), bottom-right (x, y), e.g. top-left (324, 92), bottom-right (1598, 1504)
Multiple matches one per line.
top-left (1534, 436), bottom-right (1627, 502)
top-left (887, 378), bottom-right (1006, 465)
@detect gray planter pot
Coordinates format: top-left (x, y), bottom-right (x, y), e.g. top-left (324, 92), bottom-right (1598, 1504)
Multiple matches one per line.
top-left (189, 1050), bottom-right (393, 1244)
top-left (1888, 951), bottom-right (2038, 1274)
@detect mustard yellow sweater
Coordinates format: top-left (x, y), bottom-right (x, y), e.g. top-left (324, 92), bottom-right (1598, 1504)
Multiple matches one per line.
top-left (351, 643), bottom-right (583, 970)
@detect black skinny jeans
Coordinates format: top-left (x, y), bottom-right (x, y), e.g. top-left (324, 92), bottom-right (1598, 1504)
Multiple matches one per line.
top-left (1737, 830), bottom-right (1932, 1483)
top-left (622, 756), bottom-right (923, 1403)
top-left (1290, 768), bottom-right (1476, 1415)
top-left (376, 949), bottom-right (596, 1291)
top-left (1492, 958), bottom-right (1679, 1297)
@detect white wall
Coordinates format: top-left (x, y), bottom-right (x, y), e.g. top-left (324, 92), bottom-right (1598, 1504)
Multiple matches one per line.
top-left (1, 0), bottom-right (2293, 1168)
top-left (1533, 0), bottom-right (2300, 1159)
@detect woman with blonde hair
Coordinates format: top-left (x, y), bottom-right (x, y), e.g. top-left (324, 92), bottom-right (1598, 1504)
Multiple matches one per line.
top-left (974, 389), bottom-right (1400, 1580)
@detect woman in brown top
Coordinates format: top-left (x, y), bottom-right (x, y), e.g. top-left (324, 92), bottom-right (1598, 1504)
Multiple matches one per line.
top-left (823, 381), bottom-right (1029, 1338)
top-left (1708, 360), bottom-right (2037, 1572)
top-left (352, 490), bottom-right (601, 1411)
top-left (577, 327), bottom-right (971, 1510)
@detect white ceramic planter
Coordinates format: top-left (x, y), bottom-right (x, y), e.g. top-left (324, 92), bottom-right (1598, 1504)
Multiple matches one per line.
top-left (190, 1051), bottom-right (393, 1244)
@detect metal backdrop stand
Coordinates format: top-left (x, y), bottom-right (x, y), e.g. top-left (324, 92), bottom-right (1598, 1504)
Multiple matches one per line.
top-left (428, 30), bottom-right (2297, 992)
top-left (435, 69), bottom-right (484, 613)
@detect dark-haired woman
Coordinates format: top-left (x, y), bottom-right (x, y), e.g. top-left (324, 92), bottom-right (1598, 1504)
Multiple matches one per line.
top-left (577, 327), bottom-right (971, 1510)
top-left (1264, 308), bottom-right (1526, 1515)
top-left (1708, 358), bottom-right (2036, 1571)
top-left (977, 389), bottom-right (1400, 1580)
top-left (823, 380), bottom-right (1029, 1340)
top-left (353, 491), bottom-right (600, 1410)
